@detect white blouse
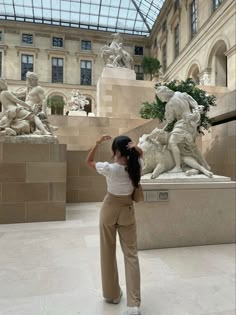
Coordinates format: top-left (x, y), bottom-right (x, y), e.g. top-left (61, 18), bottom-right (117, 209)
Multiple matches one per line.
top-left (96, 162), bottom-right (134, 196)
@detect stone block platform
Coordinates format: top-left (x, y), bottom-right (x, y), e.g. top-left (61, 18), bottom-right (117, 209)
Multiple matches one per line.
top-left (136, 179), bottom-right (236, 250)
top-left (0, 142), bottom-right (67, 223)
top-left (96, 67), bottom-right (155, 118)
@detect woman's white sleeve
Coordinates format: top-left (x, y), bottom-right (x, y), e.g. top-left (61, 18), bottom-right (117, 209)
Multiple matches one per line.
top-left (95, 162), bottom-right (110, 176)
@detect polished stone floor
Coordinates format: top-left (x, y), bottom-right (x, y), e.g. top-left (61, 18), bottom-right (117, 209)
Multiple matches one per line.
top-left (0, 202), bottom-right (235, 315)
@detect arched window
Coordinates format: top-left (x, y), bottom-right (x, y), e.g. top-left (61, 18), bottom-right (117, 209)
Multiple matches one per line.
top-left (208, 40), bottom-right (227, 86)
top-left (84, 98), bottom-right (92, 115)
top-left (47, 95), bottom-right (65, 115)
top-left (187, 64), bottom-right (200, 84)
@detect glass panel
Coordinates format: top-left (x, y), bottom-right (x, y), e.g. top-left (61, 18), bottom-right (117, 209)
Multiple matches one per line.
top-left (52, 58), bottom-right (57, 66)
top-left (81, 40), bottom-right (91, 51)
top-left (0, 51), bottom-right (2, 77)
top-left (213, 0), bottom-right (223, 10)
top-left (21, 54), bottom-right (34, 80)
top-left (52, 57), bottom-right (63, 83)
top-left (86, 61), bottom-right (92, 69)
top-left (34, 8), bottom-right (42, 17)
top-left (190, 0), bottom-right (197, 38)
top-left (22, 33), bottom-right (33, 44)
top-left (80, 60), bottom-right (92, 85)
top-left (80, 68), bottom-right (92, 85)
top-left (162, 44), bottom-right (167, 73)
top-left (174, 24), bottom-right (179, 58)
top-left (52, 37), bottom-right (63, 47)
top-left (28, 55), bottom-right (33, 63)
top-left (0, 0), bottom-right (165, 35)
top-left (5, 5), bottom-right (15, 14)
top-left (134, 64), bottom-right (144, 80)
top-left (134, 46), bottom-right (144, 56)
top-left (58, 58), bottom-right (63, 67)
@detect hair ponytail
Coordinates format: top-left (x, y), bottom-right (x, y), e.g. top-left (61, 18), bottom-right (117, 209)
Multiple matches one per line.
top-left (112, 136), bottom-right (141, 187)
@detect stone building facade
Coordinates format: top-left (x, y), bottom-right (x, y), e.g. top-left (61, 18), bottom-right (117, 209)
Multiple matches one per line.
top-left (150, 0), bottom-right (235, 90)
top-left (0, 0), bottom-right (235, 113)
top-left (0, 21), bottom-right (149, 114)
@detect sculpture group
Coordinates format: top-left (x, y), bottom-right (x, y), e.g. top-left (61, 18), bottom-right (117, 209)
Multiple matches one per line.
top-left (138, 86), bottom-right (213, 178)
top-left (101, 33), bottom-right (133, 69)
top-left (0, 39), bottom-right (213, 179)
top-left (67, 89), bottom-right (89, 112)
top-left (0, 72), bottom-right (56, 136)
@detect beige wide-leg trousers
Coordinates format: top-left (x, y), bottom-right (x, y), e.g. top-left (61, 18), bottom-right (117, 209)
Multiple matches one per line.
top-left (99, 192), bottom-right (141, 307)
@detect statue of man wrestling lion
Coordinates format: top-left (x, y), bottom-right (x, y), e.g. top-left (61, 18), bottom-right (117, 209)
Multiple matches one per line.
top-left (138, 86), bottom-right (213, 179)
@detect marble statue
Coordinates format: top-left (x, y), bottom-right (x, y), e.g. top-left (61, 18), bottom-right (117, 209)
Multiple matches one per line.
top-left (138, 86), bottom-right (213, 179)
top-left (200, 72), bottom-right (211, 86)
top-left (101, 33), bottom-right (133, 69)
top-left (67, 89), bottom-right (89, 111)
top-left (0, 79), bottom-right (50, 136)
top-left (14, 71), bottom-right (57, 133)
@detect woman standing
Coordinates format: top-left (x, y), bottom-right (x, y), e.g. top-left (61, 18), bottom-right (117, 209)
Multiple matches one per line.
top-left (86, 135), bottom-right (143, 315)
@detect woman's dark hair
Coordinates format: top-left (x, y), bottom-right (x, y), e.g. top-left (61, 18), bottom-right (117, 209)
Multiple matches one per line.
top-left (112, 135), bottom-right (141, 188)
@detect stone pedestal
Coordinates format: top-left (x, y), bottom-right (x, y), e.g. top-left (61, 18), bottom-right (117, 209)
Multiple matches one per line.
top-left (0, 142), bottom-right (67, 223)
top-left (136, 180), bottom-right (236, 250)
top-left (96, 67), bottom-right (155, 118)
top-left (69, 110), bottom-right (87, 116)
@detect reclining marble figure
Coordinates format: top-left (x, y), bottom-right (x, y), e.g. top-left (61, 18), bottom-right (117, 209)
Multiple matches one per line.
top-left (0, 79), bottom-right (50, 136)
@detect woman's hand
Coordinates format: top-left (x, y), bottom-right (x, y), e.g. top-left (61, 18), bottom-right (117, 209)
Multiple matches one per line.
top-left (126, 141), bottom-right (136, 150)
top-left (86, 134), bottom-right (112, 170)
top-left (97, 134), bottom-right (112, 145)
top-left (127, 141), bottom-right (143, 157)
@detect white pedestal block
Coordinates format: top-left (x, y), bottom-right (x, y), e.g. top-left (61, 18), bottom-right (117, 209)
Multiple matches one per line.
top-left (136, 181), bottom-right (236, 250)
top-left (88, 112), bottom-right (95, 117)
top-left (69, 110), bottom-right (87, 116)
top-left (101, 67), bottom-right (136, 80)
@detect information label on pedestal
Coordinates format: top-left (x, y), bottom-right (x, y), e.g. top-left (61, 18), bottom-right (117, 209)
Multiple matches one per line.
top-left (144, 190), bottom-right (169, 202)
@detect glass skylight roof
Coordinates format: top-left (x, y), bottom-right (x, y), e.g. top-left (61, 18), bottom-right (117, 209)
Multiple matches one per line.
top-left (0, 0), bottom-right (165, 36)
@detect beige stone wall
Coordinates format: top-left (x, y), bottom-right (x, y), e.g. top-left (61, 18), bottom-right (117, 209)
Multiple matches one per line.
top-left (97, 68), bottom-right (156, 118)
top-left (150, 0), bottom-right (236, 90)
top-left (48, 116), bottom-right (147, 151)
top-left (0, 143), bottom-right (66, 223)
top-left (201, 120), bottom-right (236, 180)
top-left (66, 119), bottom-right (160, 202)
top-left (199, 90), bottom-right (236, 180)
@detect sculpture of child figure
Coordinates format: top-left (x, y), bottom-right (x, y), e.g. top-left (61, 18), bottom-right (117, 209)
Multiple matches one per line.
top-left (0, 79), bottom-right (50, 136)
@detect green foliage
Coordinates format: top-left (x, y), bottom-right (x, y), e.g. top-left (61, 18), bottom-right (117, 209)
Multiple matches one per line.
top-left (47, 95), bottom-right (65, 115)
top-left (140, 78), bottom-right (217, 134)
top-left (141, 56), bottom-right (162, 80)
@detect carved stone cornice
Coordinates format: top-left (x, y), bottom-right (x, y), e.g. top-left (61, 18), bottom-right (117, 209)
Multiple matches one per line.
top-left (224, 45), bottom-right (236, 58)
top-left (133, 55), bottom-right (143, 63)
top-left (45, 49), bottom-right (69, 60)
top-left (15, 46), bottom-right (40, 58)
top-left (0, 44), bottom-right (8, 55)
top-left (75, 51), bottom-right (97, 63)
